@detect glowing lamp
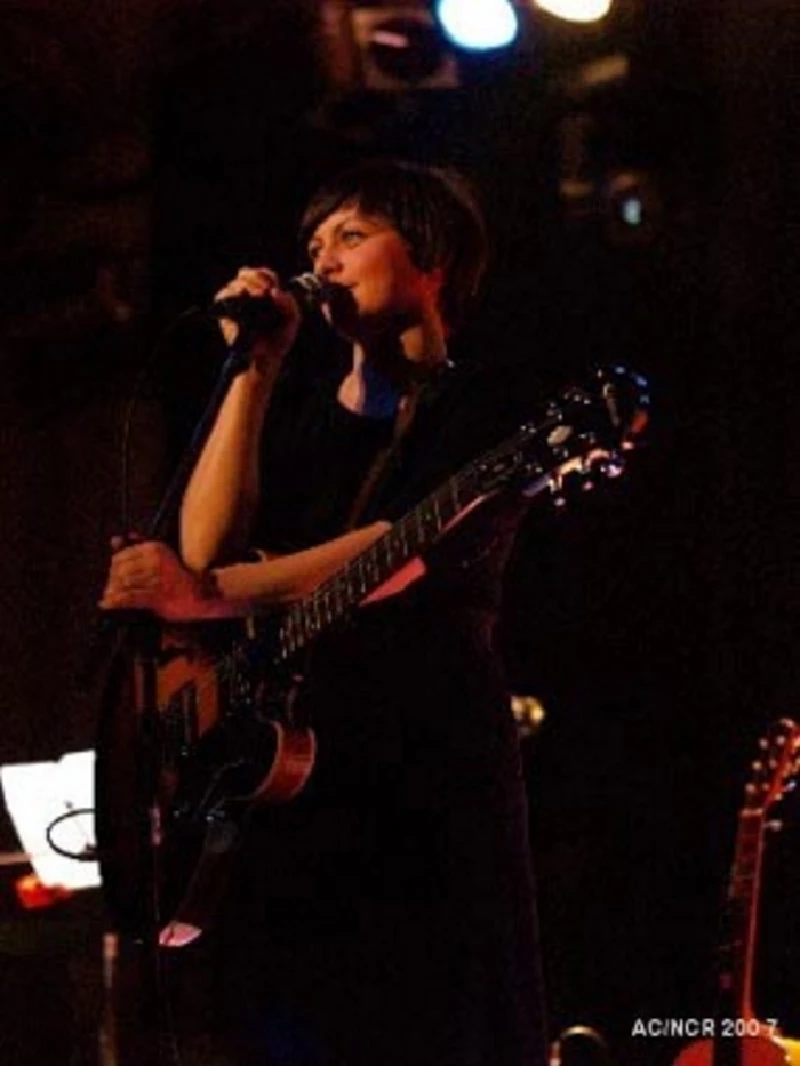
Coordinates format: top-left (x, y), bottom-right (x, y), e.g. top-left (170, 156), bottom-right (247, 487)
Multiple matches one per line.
top-left (436, 0), bottom-right (520, 51)
top-left (534, 0), bottom-right (612, 24)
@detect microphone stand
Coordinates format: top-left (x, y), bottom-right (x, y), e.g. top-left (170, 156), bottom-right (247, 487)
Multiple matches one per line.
top-left (95, 336), bottom-right (254, 1066)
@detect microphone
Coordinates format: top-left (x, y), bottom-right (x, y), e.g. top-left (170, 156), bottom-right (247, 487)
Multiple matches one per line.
top-left (207, 272), bottom-right (325, 328)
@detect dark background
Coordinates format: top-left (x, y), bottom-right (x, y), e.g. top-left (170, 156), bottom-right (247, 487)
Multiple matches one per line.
top-left (1, 1), bottom-right (799, 1063)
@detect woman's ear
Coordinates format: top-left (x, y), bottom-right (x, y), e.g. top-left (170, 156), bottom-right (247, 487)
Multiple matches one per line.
top-left (431, 264), bottom-right (454, 334)
top-left (423, 264), bottom-right (446, 306)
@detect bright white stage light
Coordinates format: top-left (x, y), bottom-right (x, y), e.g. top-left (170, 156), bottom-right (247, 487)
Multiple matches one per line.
top-left (534, 0), bottom-right (612, 24)
top-left (436, 0), bottom-right (520, 52)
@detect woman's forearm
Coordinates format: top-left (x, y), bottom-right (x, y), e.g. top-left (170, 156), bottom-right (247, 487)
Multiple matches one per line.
top-left (211, 521), bottom-right (392, 610)
top-left (180, 365), bottom-right (278, 570)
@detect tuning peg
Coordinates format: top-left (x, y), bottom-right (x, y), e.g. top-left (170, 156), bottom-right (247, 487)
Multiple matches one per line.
top-left (766, 820), bottom-right (784, 832)
top-left (597, 455), bottom-right (626, 480)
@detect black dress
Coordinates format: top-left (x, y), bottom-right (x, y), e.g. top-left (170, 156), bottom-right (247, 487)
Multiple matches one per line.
top-left (206, 357), bottom-right (549, 1066)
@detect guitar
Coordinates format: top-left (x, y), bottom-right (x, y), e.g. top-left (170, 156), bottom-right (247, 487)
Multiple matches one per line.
top-left (673, 719), bottom-right (800, 1066)
top-left (95, 364), bottom-right (649, 946)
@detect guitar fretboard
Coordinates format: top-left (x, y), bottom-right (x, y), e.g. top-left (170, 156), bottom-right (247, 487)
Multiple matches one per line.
top-left (273, 420), bottom-right (547, 662)
top-left (728, 812), bottom-right (762, 902)
top-left (717, 810), bottom-right (766, 1017)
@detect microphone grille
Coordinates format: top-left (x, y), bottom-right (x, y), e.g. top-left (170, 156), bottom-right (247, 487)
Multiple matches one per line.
top-left (289, 272), bottom-right (325, 308)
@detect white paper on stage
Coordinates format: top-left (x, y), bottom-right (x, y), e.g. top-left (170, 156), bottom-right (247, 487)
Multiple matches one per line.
top-left (0, 749), bottom-right (100, 890)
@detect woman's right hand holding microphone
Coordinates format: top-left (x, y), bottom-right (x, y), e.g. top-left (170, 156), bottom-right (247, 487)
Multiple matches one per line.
top-left (214, 266), bottom-right (302, 378)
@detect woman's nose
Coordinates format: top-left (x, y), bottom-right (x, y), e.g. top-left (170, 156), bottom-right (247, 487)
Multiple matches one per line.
top-left (315, 245), bottom-right (342, 279)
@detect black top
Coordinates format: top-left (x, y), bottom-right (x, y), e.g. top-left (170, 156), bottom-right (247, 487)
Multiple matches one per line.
top-left (211, 356), bottom-right (548, 1066)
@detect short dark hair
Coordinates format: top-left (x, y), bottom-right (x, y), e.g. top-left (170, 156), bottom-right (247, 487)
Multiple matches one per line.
top-left (299, 159), bottom-right (487, 332)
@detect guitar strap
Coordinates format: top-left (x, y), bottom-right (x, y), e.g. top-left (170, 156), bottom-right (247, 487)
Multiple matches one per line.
top-left (344, 382), bottom-right (423, 531)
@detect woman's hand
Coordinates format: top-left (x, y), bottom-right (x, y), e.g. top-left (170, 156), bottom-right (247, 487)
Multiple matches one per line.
top-left (99, 536), bottom-right (231, 621)
top-left (214, 266), bottom-right (301, 375)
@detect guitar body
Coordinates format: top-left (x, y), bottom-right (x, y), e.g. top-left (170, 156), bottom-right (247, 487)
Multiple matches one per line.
top-left (672, 1035), bottom-right (797, 1066)
top-left (95, 623), bottom-right (315, 942)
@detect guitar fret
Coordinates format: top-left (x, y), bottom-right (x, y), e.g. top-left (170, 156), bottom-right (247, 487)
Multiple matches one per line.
top-left (332, 575), bottom-right (345, 619)
top-left (313, 592), bottom-right (329, 631)
top-left (356, 558), bottom-right (368, 596)
top-left (293, 607), bottom-right (306, 648)
top-left (317, 589), bottom-right (333, 633)
top-left (280, 615), bottom-right (293, 657)
top-left (294, 607), bottom-right (308, 651)
top-left (396, 523), bottom-right (410, 562)
top-left (287, 613), bottom-right (299, 655)
top-left (366, 553), bottom-right (379, 585)
top-left (425, 498), bottom-right (440, 534)
top-left (383, 533), bottom-right (394, 570)
top-left (300, 611), bottom-right (314, 647)
top-left (416, 505), bottom-right (428, 541)
top-left (279, 605), bottom-right (304, 660)
top-left (432, 494), bottom-right (442, 529)
top-left (331, 585), bottom-right (343, 622)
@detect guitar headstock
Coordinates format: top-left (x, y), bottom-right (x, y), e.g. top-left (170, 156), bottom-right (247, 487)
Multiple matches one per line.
top-left (474, 364), bottom-right (650, 502)
top-left (559, 364), bottom-right (650, 446)
top-left (546, 364), bottom-right (650, 499)
top-left (743, 718), bottom-right (800, 816)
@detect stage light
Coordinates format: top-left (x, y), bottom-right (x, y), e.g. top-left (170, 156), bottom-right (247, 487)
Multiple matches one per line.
top-left (511, 695), bottom-right (546, 738)
top-left (436, 0), bottom-right (519, 51)
top-left (351, 6), bottom-right (459, 89)
top-left (604, 171), bottom-right (662, 246)
top-left (534, 0), bottom-right (613, 24)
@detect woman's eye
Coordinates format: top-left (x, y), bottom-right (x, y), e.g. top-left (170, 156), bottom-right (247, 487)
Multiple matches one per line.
top-left (308, 227), bottom-right (368, 262)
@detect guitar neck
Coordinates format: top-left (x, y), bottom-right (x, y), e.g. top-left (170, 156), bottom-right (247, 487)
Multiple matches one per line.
top-left (274, 464), bottom-right (486, 662)
top-left (717, 811), bottom-right (765, 1020)
top-left (267, 364), bottom-right (649, 665)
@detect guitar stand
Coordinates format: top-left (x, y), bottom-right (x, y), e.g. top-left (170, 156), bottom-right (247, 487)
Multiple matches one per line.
top-left (95, 339), bottom-right (255, 1066)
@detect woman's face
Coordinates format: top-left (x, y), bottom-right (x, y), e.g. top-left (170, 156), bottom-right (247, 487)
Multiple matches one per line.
top-left (306, 203), bottom-right (443, 340)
